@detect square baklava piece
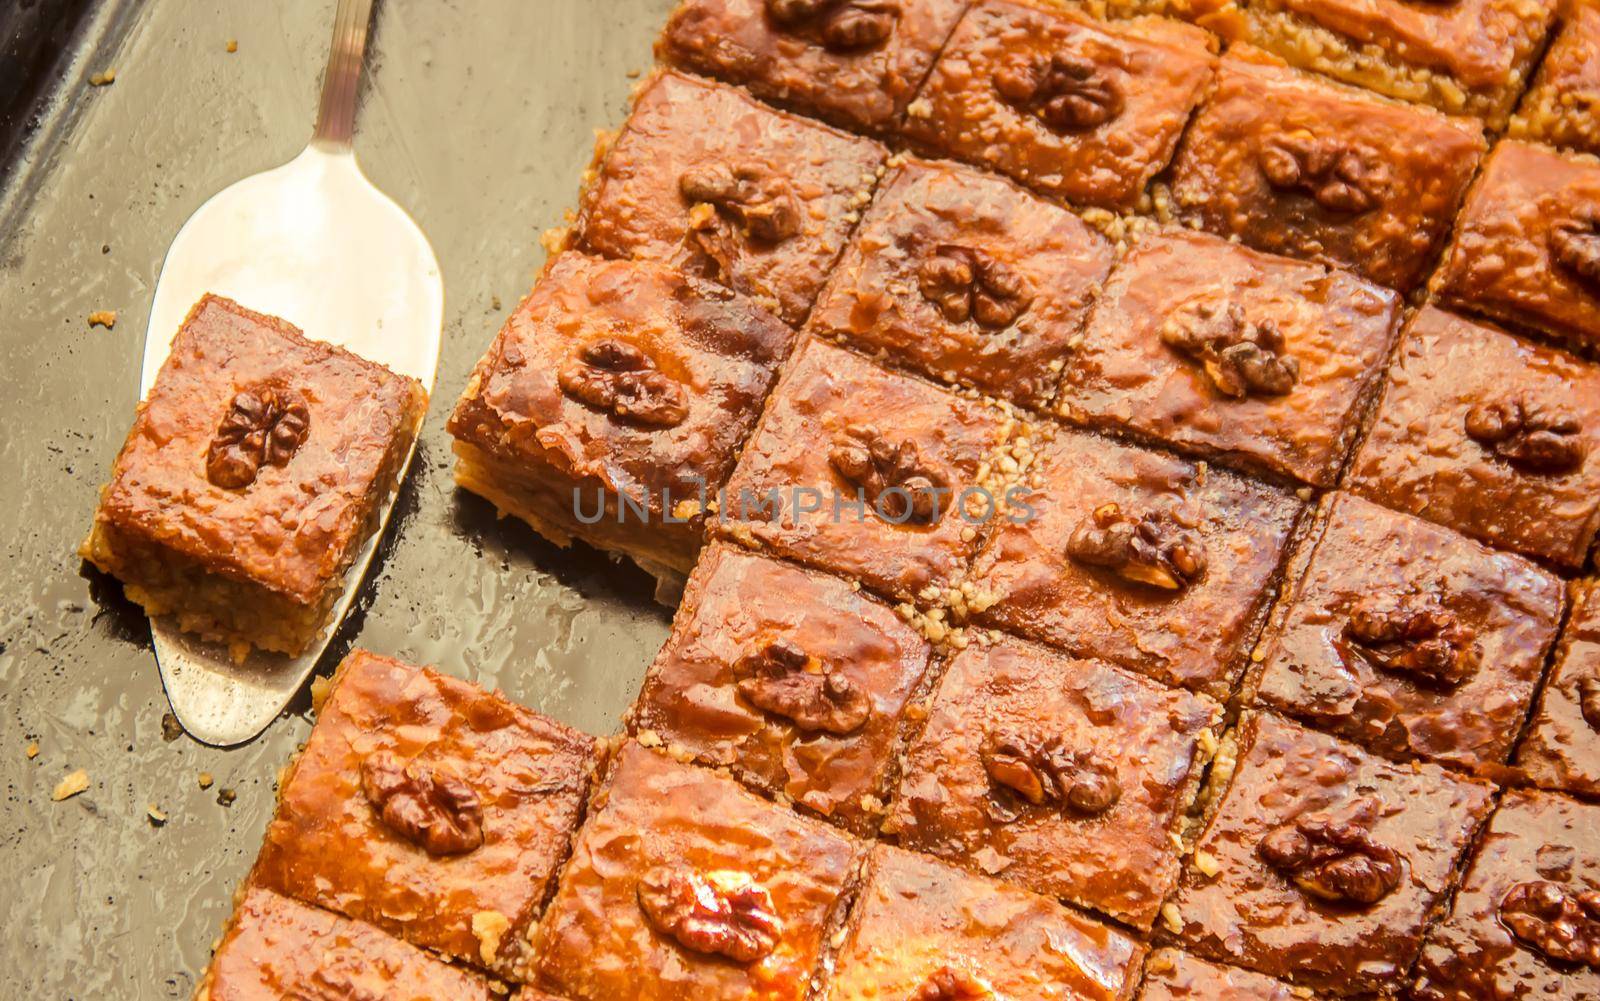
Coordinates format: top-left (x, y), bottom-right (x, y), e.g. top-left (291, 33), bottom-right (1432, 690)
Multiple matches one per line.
top-left (822, 844), bottom-right (1147, 1001)
top-left (901, 0), bottom-right (1216, 212)
top-left (1518, 580), bottom-right (1600, 796)
top-left (1432, 139), bottom-right (1600, 356)
top-left (448, 253), bottom-right (795, 578)
top-left (198, 887), bottom-right (498, 1001)
top-left (575, 70), bottom-right (885, 326)
top-left (1167, 711), bottom-right (1495, 997)
top-left (1230, 0), bottom-right (1556, 126)
top-left (1251, 492), bottom-right (1565, 770)
top-left (81, 294), bottom-right (426, 657)
top-left (1169, 49), bottom-right (1485, 292)
top-left (1057, 228), bottom-right (1400, 487)
top-left (966, 425), bottom-right (1300, 699)
top-left (718, 337), bottom-right (1019, 604)
top-left (533, 742), bottom-right (860, 1001)
top-left (1509, 0), bottom-right (1600, 156)
top-left (250, 649), bottom-right (596, 980)
top-left (657, 0), bottom-right (970, 134)
top-left (1138, 949), bottom-right (1300, 1001)
top-left (1347, 306), bottom-right (1600, 569)
top-left (809, 158), bottom-right (1113, 408)
top-left (629, 543), bottom-right (933, 834)
top-left (1412, 789), bottom-right (1600, 1000)
top-left (884, 635), bottom-right (1221, 929)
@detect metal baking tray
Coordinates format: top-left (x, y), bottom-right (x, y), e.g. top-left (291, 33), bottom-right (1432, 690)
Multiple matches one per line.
top-left (0, 1), bottom-right (679, 995)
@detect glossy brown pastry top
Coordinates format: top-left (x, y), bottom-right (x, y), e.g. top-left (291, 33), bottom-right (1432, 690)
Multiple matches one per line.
top-left (252, 650), bottom-right (595, 976)
top-left (1512, 1), bottom-right (1600, 154)
top-left (630, 543), bottom-right (933, 833)
top-left (1273, 0), bottom-right (1555, 90)
top-left (201, 887), bottom-right (496, 1001)
top-left (809, 158), bottom-right (1113, 407)
top-left (1170, 50), bottom-right (1486, 292)
top-left (1137, 949), bottom-right (1300, 1001)
top-left (448, 253), bottom-right (794, 517)
top-left (577, 70), bottom-right (885, 326)
top-left (1169, 711), bottom-right (1495, 997)
top-left (885, 636), bottom-right (1219, 929)
top-left (1254, 492), bottom-right (1565, 770)
top-left (969, 425), bottom-right (1300, 700)
top-left (1347, 306), bottom-right (1600, 569)
top-left (94, 293), bottom-right (426, 603)
top-left (1412, 789), bottom-right (1600, 1000)
top-left (534, 742), bottom-right (860, 1001)
top-left (1519, 580), bottom-right (1600, 797)
top-left (824, 844), bottom-right (1146, 1001)
top-left (1058, 229), bottom-right (1399, 487)
top-left (718, 337), bottom-right (1015, 603)
top-left (657, 0), bottom-right (971, 132)
top-left (902, 0), bottom-right (1215, 211)
top-left (1433, 140), bottom-right (1600, 354)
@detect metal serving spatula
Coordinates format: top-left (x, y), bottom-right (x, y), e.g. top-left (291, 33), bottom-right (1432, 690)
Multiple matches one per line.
top-left (138, 0), bottom-right (442, 746)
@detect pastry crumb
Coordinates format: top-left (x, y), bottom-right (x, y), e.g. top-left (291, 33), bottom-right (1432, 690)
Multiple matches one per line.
top-left (147, 803), bottom-right (168, 826)
top-left (217, 787), bottom-right (237, 807)
top-left (88, 310), bottom-right (117, 329)
top-left (226, 39), bottom-right (238, 53)
top-left (26, 741), bottom-right (39, 759)
top-left (471, 909), bottom-right (510, 965)
top-left (198, 771), bottom-right (214, 789)
top-left (52, 769), bottom-right (89, 801)
top-left (89, 69), bottom-right (116, 87)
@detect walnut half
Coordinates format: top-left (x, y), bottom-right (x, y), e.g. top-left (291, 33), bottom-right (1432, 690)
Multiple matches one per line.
top-left (735, 639), bottom-right (871, 736)
top-left (1343, 590), bottom-right (1478, 688)
top-left (765, 0), bottom-right (900, 53)
top-left (1066, 502), bottom-right (1207, 592)
top-left (558, 338), bottom-right (689, 428)
top-left (637, 865), bottom-right (783, 963)
top-left (1498, 880), bottom-right (1600, 969)
top-left (1160, 300), bottom-right (1299, 399)
top-left (830, 424), bottom-right (950, 525)
top-left (1551, 216), bottom-right (1600, 289)
top-left (907, 966), bottom-right (997, 1001)
top-left (1257, 800), bottom-right (1403, 907)
top-left (1464, 396), bottom-right (1586, 475)
top-left (981, 731), bottom-right (1121, 822)
top-left (1259, 133), bottom-right (1381, 215)
top-left (680, 161), bottom-right (802, 245)
top-left (918, 244), bottom-right (1031, 330)
top-left (360, 751), bottom-right (485, 857)
top-left (206, 386), bottom-right (311, 489)
top-left (994, 52), bottom-right (1124, 132)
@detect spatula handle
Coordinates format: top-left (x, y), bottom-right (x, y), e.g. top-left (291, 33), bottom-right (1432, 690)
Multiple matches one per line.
top-left (312, 0), bottom-right (376, 149)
